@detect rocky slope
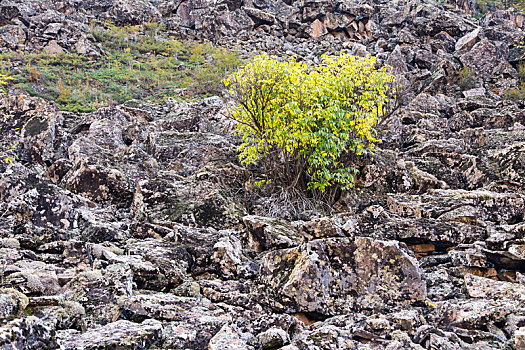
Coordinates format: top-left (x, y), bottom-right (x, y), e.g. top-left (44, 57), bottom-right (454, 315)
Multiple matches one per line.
top-left (1, 0), bottom-right (525, 349)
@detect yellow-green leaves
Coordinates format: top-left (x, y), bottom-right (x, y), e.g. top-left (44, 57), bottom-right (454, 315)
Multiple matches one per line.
top-left (225, 52), bottom-right (395, 192)
top-left (0, 73), bottom-right (10, 95)
top-left (0, 73), bottom-right (18, 166)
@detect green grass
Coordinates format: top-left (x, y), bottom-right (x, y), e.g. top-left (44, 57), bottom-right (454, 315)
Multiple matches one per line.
top-left (0, 23), bottom-right (242, 113)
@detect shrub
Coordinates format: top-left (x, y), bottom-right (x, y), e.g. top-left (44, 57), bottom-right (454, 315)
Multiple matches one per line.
top-left (502, 85), bottom-right (525, 102)
top-left (224, 53), bottom-right (395, 193)
top-left (456, 66), bottom-right (476, 90)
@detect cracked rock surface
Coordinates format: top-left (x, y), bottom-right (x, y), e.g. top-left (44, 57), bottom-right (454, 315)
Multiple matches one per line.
top-left (1, 0), bottom-right (525, 349)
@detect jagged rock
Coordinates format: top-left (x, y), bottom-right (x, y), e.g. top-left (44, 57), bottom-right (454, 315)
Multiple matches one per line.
top-left (0, 316), bottom-right (57, 349)
top-left (449, 244), bottom-right (488, 268)
top-left (242, 215), bottom-right (301, 252)
top-left (463, 87), bottom-right (486, 98)
top-left (60, 319), bottom-right (163, 349)
top-left (260, 237), bottom-right (426, 315)
top-left (0, 25), bottom-right (26, 50)
top-left (244, 7), bottom-right (276, 24)
top-left (5, 260), bottom-right (61, 296)
top-left (459, 39), bottom-right (506, 78)
top-left (465, 274), bottom-right (525, 301)
top-left (0, 288), bottom-right (28, 318)
top-left (116, 291), bottom-right (261, 347)
top-left (257, 327), bottom-right (290, 349)
top-left (60, 267), bottom-right (132, 327)
top-left (489, 141), bottom-right (525, 188)
top-left (209, 324), bottom-right (249, 350)
top-left (125, 238), bottom-right (188, 289)
top-left (31, 300), bottom-right (85, 330)
top-left (387, 189), bottom-right (525, 225)
top-left (0, 0), bottom-right (525, 349)
top-left (146, 132), bottom-right (235, 175)
top-left (135, 177), bottom-right (246, 230)
top-left (299, 217), bottom-right (344, 241)
top-left (435, 298), bottom-right (524, 331)
top-left (211, 235), bottom-right (245, 279)
top-left (118, 292), bottom-right (223, 322)
top-left (308, 19), bottom-right (328, 38)
top-left (455, 28), bottom-right (480, 52)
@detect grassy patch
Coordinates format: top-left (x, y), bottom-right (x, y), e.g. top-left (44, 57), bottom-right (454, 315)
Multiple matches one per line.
top-left (0, 23), bottom-right (242, 113)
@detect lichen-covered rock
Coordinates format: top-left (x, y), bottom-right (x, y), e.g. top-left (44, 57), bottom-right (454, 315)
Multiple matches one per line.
top-left (0, 316), bottom-right (57, 349)
top-left (435, 299), bottom-right (524, 331)
top-left (211, 234), bottom-right (257, 279)
top-left (0, 0), bottom-right (524, 349)
top-left (465, 274), bottom-right (525, 301)
top-left (125, 238), bottom-right (189, 289)
top-left (5, 260), bottom-right (61, 296)
top-left (460, 39), bottom-right (507, 79)
top-left (117, 292), bottom-right (225, 322)
top-left (299, 217), bottom-right (345, 241)
top-left (60, 319), bottom-right (163, 349)
top-left (30, 300), bottom-right (85, 331)
top-left (242, 215), bottom-right (301, 252)
top-left (135, 177), bottom-right (246, 230)
top-left (0, 288), bottom-right (28, 318)
top-left (455, 28), bottom-right (480, 52)
top-left (208, 324), bottom-right (249, 350)
top-left (259, 237), bottom-right (426, 315)
top-left (257, 327), bottom-right (290, 349)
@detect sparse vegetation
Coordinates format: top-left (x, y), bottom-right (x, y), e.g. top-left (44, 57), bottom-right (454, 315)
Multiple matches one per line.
top-left (225, 53), bottom-right (395, 194)
top-left (456, 66), bottom-right (477, 90)
top-left (501, 86), bottom-right (525, 101)
top-left (518, 62), bottom-right (525, 81)
top-left (0, 23), bottom-right (242, 113)
top-left (472, 0), bottom-right (525, 19)
top-left (0, 73), bottom-right (18, 165)
top-left (0, 74), bottom-right (9, 95)
top-left (501, 60), bottom-right (525, 102)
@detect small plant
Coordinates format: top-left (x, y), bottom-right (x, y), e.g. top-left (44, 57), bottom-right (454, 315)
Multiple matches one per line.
top-left (0, 73), bottom-right (9, 95)
top-left (456, 66), bottom-right (476, 90)
top-left (518, 62), bottom-right (525, 81)
top-left (225, 53), bottom-right (395, 193)
top-left (26, 62), bottom-right (41, 82)
top-left (0, 73), bottom-right (18, 166)
top-left (502, 85), bottom-right (525, 102)
top-left (192, 48), bottom-right (243, 95)
top-left (144, 21), bottom-right (166, 39)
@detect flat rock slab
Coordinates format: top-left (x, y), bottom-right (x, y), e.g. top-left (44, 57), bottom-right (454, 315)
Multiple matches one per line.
top-left (465, 274), bottom-right (525, 302)
top-left (259, 237), bottom-right (426, 315)
top-left (436, 298), bottom-right (523, 330)
top-left (387, 189), bottom-right (525, 224)
top-left (61, 319), bottom-right (162, 350)
top-left (118, 292), bottom-right (228, 323)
